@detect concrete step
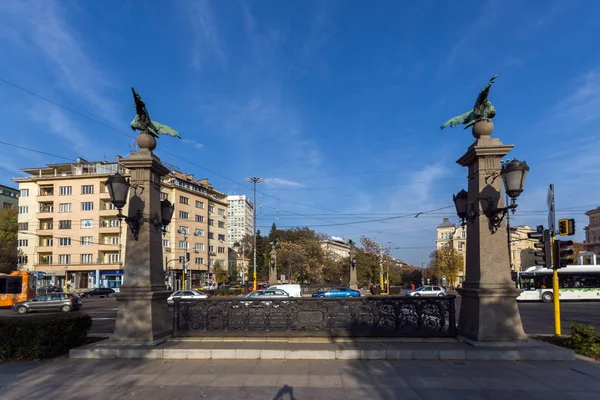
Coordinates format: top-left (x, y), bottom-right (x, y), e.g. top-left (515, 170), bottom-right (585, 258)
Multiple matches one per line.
top-left (70, 337), bottom-right (575, 361)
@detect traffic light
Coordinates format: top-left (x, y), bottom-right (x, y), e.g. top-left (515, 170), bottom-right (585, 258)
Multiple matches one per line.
top-left (528, 228), bottom-right (552, 268)
top-left (558, 218), bottom-right (576, 236)
top-left (553, 239), bottom-right (574, 269)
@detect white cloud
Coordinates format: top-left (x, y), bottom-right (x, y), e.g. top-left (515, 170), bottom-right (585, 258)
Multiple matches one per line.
top-left (185, 0), bottom-right (227, 69)
top-left (555, 69), bottom-right (600, 124)
top-left (182, 139), bottom-right (204, 149)
top-left (263, 178), bottom-right (303, 188)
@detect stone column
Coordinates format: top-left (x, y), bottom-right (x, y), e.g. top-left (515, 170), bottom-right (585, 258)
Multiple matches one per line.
top-left (349, 249), bottom-right (358, 290)
top-left (269, 249), bottom-right (277, 286)
top-left (111, 133), bottom-right (172, 344)
top-left (456, 121), bottom-right (526, 342)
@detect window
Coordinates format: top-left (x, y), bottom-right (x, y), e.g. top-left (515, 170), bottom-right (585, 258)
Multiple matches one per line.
top-left (458, 242), bottom-right (464, 249)
top-left (108, 236), bottom-right (120, 245)
top-left (195, 215), bottom-right (204, 223)
top-left (59, 203), bottom-right (72, 212)
top-left (179, 211), bottom-right (189, 219)
top-left (208, 232), bottom-right (214, 239)
top-left (195, 200), bottom-right (204, 209)
top-left (104, 202), bottom-right (117, 210)
top-left (107, 253), bottom-right (120, 263)
top-left (592, 217), bottom-right (597, 226)
top-left (162, 240), bottom-right (170, 247)
top-left (81, 219), bottom-right (93, 229)
top-left (218, 247), bottom-right (225, 253)
top-left (195, 229), bottom-right (204, 236)
top-left (218, 234), bottom-right (225, 241)
top-left (208, 219), bottom-right (214, 226)
top-left (209, 259), bottom-right (215, 266)
top-left (58, 237), bottom-right (71, 247)
top-left (209, 245), bottom-right (214, 252)
top-left (160, 192), bottom-right (168, 201)
top-left (17, 255), bottom-right (28, 264)
top-left (20, 189), bottom-right (29, 197)
top-left (179, 226), bottom-right (189, 235)
top-left (81, 254), bottom-right (93, 264)
top-left (81, 236), bottom-right (93, 246)
top-left (195, 243), bottom-right (205, 251)
top-left (218, 208), bottom-right (225, 215)
top-left (81, 202), bottom-right (94, 211)
top-left (195, 257), bottom-right (204, 264)
top-left (179, 196), bottom-right (189, 205)
top-left (101, 219), bottom-right (120, 227)
top-left (59, 186), bottom-right (72, 196)
top-left (179, 241), bottom-right (189, 249)
top-left (81, 185), bottom-right (94, 194)
top-left (58, 254), bottom-right (71, 264)
top-left (208, 206), bottom-right (214, 214)
top-left (59, 220), bottom-right (72, 229)
top-left (18, 223), bottom-right (28, 231)
top-left (218, 221), bottom-right (225, 228)
top-left (460, 230), bottom-right (466, 238)
top-left (18, 206), bottom-right (28, 214)
top-left (17, 239), bottom-right (28, 247)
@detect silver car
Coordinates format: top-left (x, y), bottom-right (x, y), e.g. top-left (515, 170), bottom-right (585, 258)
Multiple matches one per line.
top-left (405, 286), bottom-right (446, 297)
top-left (244, 289), bottom-right (290, 299)
top-left (167, 290), bottom-right (209, 306)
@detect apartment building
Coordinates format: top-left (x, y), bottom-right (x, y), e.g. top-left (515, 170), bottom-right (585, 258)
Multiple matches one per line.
top-left (14, 158), bottom-right (126, 290)
top-left (584, 206), bottom-right (600, 255)
top-left (1, 184), bottom-right (19, 209)
top-left (508, 225), bottom-right (537, 270)
top-left (15, 158), bottom-right (229, 291)
top-left (226, 195), bottom-right (253, 248)
top-left (435, 217), bottom-right (466, 282)
top-left (161, 173), bottom-right (228, 287)
top-left (320, 236), bottom-right (350, 260)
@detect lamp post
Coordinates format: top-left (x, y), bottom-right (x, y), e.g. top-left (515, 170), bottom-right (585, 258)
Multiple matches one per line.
top-left (246, 176), bottom-right (263, 291)
top-left (104, 138), bottom-right (176, 344)
top-left (453, 120), bottom-right (528, 342)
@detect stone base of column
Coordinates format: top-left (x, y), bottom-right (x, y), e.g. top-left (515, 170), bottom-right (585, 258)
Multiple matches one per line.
top-left (457, 285), bottom-right (527, 342)
top-left (269, 269), bottom-right (278, 286)
top-left (109, 288), bottom-right (173, 345)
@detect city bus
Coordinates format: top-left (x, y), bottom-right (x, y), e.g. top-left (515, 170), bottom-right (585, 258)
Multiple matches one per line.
top-left (0, 271), bottom-right (37, 307)
top-left (514, 265), bottom-right (600, 302)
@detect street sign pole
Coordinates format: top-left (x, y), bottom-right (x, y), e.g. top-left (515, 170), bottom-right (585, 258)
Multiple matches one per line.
top-left (547, 184), bottom-right (561, 336)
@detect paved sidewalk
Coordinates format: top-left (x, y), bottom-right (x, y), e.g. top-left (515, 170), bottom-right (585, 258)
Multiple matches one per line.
top-left (1, 358), bottom-right (599, 399)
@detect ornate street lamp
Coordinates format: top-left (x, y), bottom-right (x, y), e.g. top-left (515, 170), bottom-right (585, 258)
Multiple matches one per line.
top-left (453, 189), bottom-right (468, 227)
top-left (502, 159), bottom-right (529, 204)
top-left (105, 172), bottom-right (174, 241)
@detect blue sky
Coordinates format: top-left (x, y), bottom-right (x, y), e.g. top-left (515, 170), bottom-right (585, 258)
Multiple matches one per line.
top-left (1, 0), bottom-right (600, 266)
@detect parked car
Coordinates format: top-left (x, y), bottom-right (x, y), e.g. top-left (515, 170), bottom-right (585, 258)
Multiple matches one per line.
top-left (80, 288), bottom-right (116, 299)
top-left (405, 286), bottom-right (446, 297)
top-left (268, 284), bottom-right (301, 298)
top-left (13, 293), bottom-right (82, 314)
top-left (167, 290), bottom-right (209, 306)
top-left (244, 289), bottom-right (290, 299)
top-left (45, 285), bottom-right (63, 293)
top-left (312, 287), bottom-right (360, 298)
top-left (246, 283), bottom-right (269, 293)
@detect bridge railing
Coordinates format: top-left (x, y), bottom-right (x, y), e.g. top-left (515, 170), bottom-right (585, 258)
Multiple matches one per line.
top-left (173, 296), bottom-right (456, 338)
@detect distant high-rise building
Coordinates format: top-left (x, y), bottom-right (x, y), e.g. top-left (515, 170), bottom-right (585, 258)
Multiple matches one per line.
top-left (226, 195), bottom-right (253, 248)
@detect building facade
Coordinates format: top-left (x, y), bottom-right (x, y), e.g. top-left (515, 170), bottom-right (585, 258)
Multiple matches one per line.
top-left (320, 237), bottom-right (350, 260)
top-left (584, 206), bottom-right (600, 255)
top-left (15, 159), bottom-right (228, 291)
top-left (14, 158), bottom-right (126, 290)
top-left (435, 218), bottom-right (466, 282)
top-left (1, 184), bottom-right (19, 209)
top-left (508, 225), bottom-right (537, 271)
top-left (226, 195), bottom-right (253, 249)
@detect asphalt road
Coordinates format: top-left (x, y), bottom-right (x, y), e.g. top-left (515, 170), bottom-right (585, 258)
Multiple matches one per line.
top-left (2, 296), bottom-right (599, 336)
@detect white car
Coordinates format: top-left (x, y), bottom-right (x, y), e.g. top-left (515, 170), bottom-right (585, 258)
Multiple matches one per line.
top-left (167, 290), bottom-right (209, 306)
top-left (405, 286), bottom-right (446, 297)
top-left (244, 289), bottom-right (290, 299)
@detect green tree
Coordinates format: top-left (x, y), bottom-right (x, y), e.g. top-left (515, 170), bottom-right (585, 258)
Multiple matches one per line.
top-left (0, 208), bottom-right (19, 274)
top-left (214, 261), bottom-right (228, 285)
top-left (427, 246), bottom-right (463, 286)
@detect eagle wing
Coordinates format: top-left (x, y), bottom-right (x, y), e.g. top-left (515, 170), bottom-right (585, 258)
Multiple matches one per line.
top-left (440, 110), bottom-right (473, 130)
top-left (152, 120), bottom-right (182, 138)
top-left (472, 74), bottom-right (498, 116)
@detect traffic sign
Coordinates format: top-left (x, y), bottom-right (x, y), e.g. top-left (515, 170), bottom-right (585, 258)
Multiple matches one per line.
top-left (547, 184), bottom-right (555, 235)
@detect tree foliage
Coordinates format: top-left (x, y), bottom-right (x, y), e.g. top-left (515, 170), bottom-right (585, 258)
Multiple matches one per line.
top-left (213, 261), bottom-right (228, 284)
top-left (427, 246), bottom-right (463, 285)
top-left (0, 208), bottom-right (19, 274)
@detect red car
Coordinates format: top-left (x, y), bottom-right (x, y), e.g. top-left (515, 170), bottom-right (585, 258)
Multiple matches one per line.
top-left (246, 283), bottom-right (269, 293)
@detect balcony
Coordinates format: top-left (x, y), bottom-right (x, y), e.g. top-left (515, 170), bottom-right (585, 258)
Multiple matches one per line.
top-left (98, 243), bottom-right (120, 252)
top-left (100, 220), bottom-right (121, 233)
top-left (99, 208), bottom-right (119, 217)
top-left (37, 187), bottom-right (55, 200)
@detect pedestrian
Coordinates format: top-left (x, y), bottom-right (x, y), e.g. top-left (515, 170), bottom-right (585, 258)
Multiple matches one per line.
top-left (410, 283), bottom-right (415, 290)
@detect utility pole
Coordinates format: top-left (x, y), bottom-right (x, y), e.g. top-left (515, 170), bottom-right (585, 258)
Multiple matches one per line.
top-left (379, 243), bottom-right (384, 290)
top-left (246, 176), bottom-right (263, 291)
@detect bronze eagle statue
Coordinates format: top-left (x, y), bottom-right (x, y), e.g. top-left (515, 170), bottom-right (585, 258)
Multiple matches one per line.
top-left (440, 74), bottom-right (499, 130)
top-left (130, 87), bottom-right (182, 139)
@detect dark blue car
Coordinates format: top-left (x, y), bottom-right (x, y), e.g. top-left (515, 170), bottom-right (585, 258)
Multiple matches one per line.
top-left (311, 287), bottom-right (360, 298)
